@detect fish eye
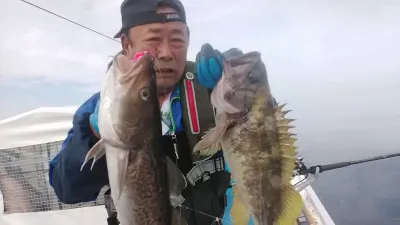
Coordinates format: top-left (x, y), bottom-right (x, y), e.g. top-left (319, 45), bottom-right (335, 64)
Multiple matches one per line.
top-left (139, 88), bottom-right (150, 101)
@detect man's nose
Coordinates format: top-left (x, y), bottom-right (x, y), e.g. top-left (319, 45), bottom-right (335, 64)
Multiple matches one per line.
top-left (156, 41), bottom-right (173, 61)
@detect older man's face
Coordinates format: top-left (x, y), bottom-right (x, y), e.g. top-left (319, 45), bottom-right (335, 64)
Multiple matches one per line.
top-left (121, 6), bottom-right (189, 94)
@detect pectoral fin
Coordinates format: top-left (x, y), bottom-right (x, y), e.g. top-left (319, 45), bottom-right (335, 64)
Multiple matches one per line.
top-left (106, 148), bottom-right (130, 200)
top-left (166, 157), bottom-right (187, 195)
top-left (192, 122), bottom-right (229, 161)
top-left (80, 139), bottom-right (105, 171)
top-left (116, 151), bottom-right (129, 200)
top-left (171, 207), bottom-right (188, 225)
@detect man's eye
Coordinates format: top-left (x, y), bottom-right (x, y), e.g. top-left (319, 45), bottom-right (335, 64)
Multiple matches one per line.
top-left (171, 38), bottom-right (184, 43)
top-left (147, 37), bottom-right (161, 42)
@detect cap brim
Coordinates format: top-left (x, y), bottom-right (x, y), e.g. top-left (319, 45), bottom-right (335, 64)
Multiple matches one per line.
top-left (113, 29), bottom-right (123, 39)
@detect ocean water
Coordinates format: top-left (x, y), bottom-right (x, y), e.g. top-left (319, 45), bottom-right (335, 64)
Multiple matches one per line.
top-left (311, 158), bottom-right (400, 225)
top-left (280, 78), bottom-right (400, 225)
top-left (289, 111), bottom-right (400, 224)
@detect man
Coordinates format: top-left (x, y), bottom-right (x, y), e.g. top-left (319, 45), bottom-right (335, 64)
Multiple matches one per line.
top-left (49, 0), bottom-right (253, 224)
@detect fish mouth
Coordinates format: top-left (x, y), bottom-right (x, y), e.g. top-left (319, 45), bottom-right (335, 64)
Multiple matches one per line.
top-left (114, 53), bottom-right (153, 75)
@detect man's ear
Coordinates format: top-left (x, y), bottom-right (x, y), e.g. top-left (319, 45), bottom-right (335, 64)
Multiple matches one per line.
top-left (120, 34), bottom-right (131, 56)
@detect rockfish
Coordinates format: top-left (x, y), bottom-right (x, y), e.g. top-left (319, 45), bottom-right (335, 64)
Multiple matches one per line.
top-left (80, 53), bottom-right (187, 225)
top-left (193, 51), bottom-right (303, 225)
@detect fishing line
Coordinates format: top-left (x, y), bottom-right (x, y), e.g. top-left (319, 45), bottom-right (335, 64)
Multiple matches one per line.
top-left (17, 0), bottom-right (120, 43)
top-left (177, 204), bottom-right (233, 225)
top-left (293, 174), bottom-right (308, 187)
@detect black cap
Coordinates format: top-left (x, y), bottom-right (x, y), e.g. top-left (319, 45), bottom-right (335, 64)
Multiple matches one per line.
top-left (114, 0), bottom-right (187, 38)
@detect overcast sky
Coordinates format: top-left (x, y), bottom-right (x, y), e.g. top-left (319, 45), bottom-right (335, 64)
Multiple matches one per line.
top-left (1, 0), bottom-right (400, 162)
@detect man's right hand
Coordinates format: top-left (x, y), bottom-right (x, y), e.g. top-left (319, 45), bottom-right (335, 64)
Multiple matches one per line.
top-left (89, 101), bottom-right (100, 139)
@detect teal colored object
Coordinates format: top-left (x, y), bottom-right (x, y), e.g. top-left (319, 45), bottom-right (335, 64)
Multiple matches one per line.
top-left (222, 162), bottom-right (255, 225)
top-left (89, 100), bottom-right (100, 135)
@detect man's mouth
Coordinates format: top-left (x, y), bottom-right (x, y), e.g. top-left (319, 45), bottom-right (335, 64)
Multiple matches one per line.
top-left (155, 68), bottom-right (174, 74)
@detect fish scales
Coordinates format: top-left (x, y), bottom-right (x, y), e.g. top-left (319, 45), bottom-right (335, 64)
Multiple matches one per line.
top-left (193, 51), bottom-right (302, 225)
top-left (81, 53), bottom-right (187, 225)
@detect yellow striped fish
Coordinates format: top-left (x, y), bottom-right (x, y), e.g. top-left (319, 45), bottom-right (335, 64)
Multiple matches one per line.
top-left (193, 51), bottom-right (303, 225)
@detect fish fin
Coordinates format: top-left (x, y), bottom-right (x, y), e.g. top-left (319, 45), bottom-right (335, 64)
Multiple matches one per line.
top-left (171, 207), bottom-right (188, 225)
top-left (281, 156), bottom-right (297, 183)
top-left (166, 157), bottom-right (187, 194)
top-left (90, 146), bottom-right (106, 170)
top-left (230, 186), bottom-right (250, 225)
top-left (279, 130), bottom-right (298, 183)
top-left (279, 137), bottom-right (297, 146)
top-left (280, 143), bottom-right (297, 183)
top-left (274, 103), bottom-right (290, 117)
top-left (192, 122), bottom-right (228, 157)
top-left (80, 139), bottom-right (105, 171)
top-left (275, 186), bottom-right (303, 225)
top-left (115, 151), bottom-right (130, 200)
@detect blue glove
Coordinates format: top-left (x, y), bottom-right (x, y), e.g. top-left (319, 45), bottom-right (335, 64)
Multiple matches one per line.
top-left (196, 44), bottom-right (244, 89)
top-left (195, 43), bottom-right (224, 89)
top-left (89, 100), bottom-right (100, 136)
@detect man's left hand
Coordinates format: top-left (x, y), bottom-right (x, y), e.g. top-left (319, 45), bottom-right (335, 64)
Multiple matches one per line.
top-left (195, 43), bottom-right (224, 89)
top-left (195, 44), bottom-right (244, 89)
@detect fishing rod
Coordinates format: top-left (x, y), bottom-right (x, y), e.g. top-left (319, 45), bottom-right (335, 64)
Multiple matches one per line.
top-left (292, 152), bottom-right (400, 192)
top-left (297, 152), bottom-right (400, 176)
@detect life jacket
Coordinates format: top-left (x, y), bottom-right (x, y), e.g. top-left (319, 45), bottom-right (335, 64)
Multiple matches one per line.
top-left (179, 60), bottom-right (217, 161)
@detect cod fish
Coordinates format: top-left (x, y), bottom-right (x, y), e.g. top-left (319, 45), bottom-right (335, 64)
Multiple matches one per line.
top-left (80, 53), bottom-right (187, 225)
top-left (193, 51), bottom-right (303, 225)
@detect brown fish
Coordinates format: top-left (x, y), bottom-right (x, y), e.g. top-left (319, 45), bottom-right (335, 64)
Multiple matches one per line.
top-left (80, 53), bottom-right (187, 225)
top-left (193, 51), bottom-right (303, 225)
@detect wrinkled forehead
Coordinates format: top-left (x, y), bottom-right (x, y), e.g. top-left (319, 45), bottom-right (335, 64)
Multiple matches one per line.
top-left (130, 21), bottom-right (188, 38)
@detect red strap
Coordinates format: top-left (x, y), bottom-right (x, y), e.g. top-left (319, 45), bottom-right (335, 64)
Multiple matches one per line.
top-left (184, 78), bottom-right (200, 134)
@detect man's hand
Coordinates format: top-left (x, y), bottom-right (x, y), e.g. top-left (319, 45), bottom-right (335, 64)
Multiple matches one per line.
top-left (89, 101), bottom-right (100, 139)
top-left (195, 43), bottom-right (223, 89)
top-left (195, 43), bottom-right (244, 89)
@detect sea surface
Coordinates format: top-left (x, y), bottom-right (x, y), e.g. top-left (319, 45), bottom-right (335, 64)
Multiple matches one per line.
top-left (283, 77), bottom-right (400, 225)
top-left (313, 159), bottom-right (400, 225)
